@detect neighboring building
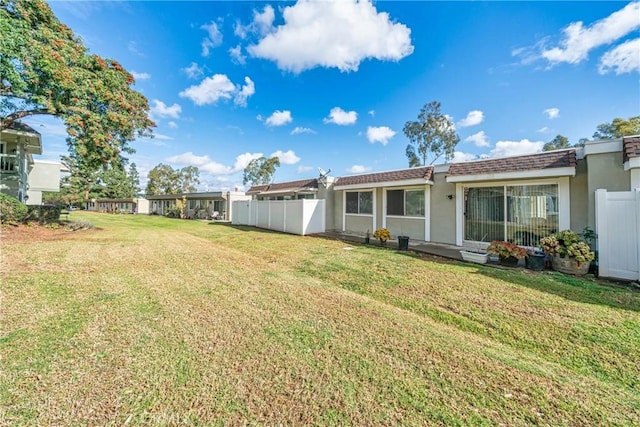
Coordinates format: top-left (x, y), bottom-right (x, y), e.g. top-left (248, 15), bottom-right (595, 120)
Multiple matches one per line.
top-left (85, 198), bottom-right (149, 214)
top-left (0, 121), bottom-right (61, 204)
top-left (26, 160), bottom-right (65, 205)
top-left (145, 191), bottom-right (250, 219)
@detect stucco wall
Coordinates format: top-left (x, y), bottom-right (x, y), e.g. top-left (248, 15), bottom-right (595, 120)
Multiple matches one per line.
top-left (569, 158), bottom-right (589, 233)
top-left (344, 215), bottom-right (375, 234)
top-left (429, 171), bottom-right (457, 244)
top-left (333, 189), bottom-right (343, 232)
top-left (386, 217), bottom-right (425, 240)
top-left (587, 151), bottom-right (629, 229)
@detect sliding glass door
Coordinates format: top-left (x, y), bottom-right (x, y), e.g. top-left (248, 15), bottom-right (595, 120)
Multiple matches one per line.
top-left (464, 183), bottom-right (559, 246)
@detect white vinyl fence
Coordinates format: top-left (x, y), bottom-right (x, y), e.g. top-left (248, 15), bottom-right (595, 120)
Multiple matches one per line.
top-left (232, 199), bottom-right (326, 236)
top-left (595, 189), bottom-right (640, 281)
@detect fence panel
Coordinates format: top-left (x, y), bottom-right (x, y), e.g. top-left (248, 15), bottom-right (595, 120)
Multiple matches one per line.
top-left (232, 200), bottom-right (326, 236)
top-left (596, 189), bottom-right (640, 281)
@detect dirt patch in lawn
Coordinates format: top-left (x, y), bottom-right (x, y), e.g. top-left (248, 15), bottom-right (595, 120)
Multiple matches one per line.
top-left (0, 223), bottom-right (96, 243)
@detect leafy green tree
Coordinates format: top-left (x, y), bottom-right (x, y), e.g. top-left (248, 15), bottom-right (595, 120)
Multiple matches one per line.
top-left (60, 152), bottom-right (101, 204)
top-left (0, 0), bottom-right (154, 168)
top-left (145, 164), bottom-right (200, 195)
top-left (242, 156), bottom-right (281, 186)
top-left (403, 101), bottom-right (460, 166)
top-left (543, 135), bottom-right (571, 151)
top-left (592, 116), bottom-right (640, 140)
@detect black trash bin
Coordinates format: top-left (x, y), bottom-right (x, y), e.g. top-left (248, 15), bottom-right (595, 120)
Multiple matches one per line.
top-left (398, 236), bottom-right (410, 251)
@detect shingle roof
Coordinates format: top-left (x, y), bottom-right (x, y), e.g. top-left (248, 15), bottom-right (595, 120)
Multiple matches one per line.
top-left (247, 178), bottom-right (318, 195)
top-left (623, 136), bottom-right (640, 163)
top-left (334, 166), bottom-right (433, 187)
top-left (447, 150), bottom-right (576, 176)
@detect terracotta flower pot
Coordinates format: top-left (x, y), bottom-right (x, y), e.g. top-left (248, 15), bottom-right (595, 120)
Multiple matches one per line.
top-left (551, 255), bottom-right (589, 275)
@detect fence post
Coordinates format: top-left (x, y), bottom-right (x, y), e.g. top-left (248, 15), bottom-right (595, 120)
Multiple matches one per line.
top-left (595, 189), bottom-right (609, 278)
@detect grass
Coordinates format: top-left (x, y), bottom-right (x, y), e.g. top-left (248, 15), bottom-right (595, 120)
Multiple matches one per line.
top-left (1, 212), bottom-right (639, 425)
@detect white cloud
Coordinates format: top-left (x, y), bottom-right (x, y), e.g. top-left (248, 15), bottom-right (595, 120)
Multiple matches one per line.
top-left (347, 165), bottom-right (372, 174)
top-left (131, 71), bottom-right (150, 81)
top-left (233, 152), bottom-right (263, 171)
top-left (464, 130), bottom-right (490, 147)
top-left (452, 152), bottom-right (478, 163)
top-left (154, 133), bottom-right (173, 141)
top-left (128, 41), bottom-right (144, 56)
top-left (291, 126), bottom-right (316, 135)
top-left (544, 108), bottom-right (560, 119)
top-left (166, 151), bottom-right (263, 176)
top-left (297, 165), bottom-right (313, 173)
top-left (366, 126), bottom-right (395, 145)
top-left (324, 107), bottom-right (357, 125)
top-left (489, 139), bottom-right (544, 158)
top-left (368, 110), bottom-right (375, 117)
top-left (457, 110), bottom-right (484, 128)
top-left (236, 5), bottom-right (275, 39)
top-left (270, 149), bottom-right (300, 165)
top-left (150, 99), bottom-right (182, 119)
top-left (183, 62), bottom-right (204, 79)
top-left (234, 77), bottom-right (255, 107)
top-left (538, 126), bottom-right (549, 133)
top-left (180, 74), bottom-right (254, 107)
top-left (265, 110), bottom-right (293, 127)
top-left (201, 21), bottom-right (223, 57)
top-left (247, 0), bottom-right (414, 73)
top-left (599, 38), bottom-right (640, 75)
top-left (229, 45), bottom-right (247, 65)
top-left (540, 2), bottom-right (640, 66)
top-left (168, 121), bottom-right (178, 129)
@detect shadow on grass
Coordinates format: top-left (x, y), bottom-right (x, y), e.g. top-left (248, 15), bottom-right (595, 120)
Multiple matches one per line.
top-left (471, 265), bottom-right (640, 312)
top-left (207, 222), bottom-right (283, 235)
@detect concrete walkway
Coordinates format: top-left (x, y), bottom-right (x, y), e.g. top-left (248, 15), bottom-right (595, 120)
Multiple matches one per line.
top-left (316, 231), bottom-right (464, 260)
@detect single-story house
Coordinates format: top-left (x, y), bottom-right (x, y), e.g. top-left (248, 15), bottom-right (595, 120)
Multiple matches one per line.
top-left (236, 136), bottom-right (638, 248)
top-left (145, 191), bottom-right (250, 219)
top-left (85, 198), bottom-right (149, 214)
top-left (0, 121), bottom-right (61, 204)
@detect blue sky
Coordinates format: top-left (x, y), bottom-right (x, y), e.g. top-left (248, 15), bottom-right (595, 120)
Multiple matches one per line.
top-left (31, 0), bottom-right (639, 190)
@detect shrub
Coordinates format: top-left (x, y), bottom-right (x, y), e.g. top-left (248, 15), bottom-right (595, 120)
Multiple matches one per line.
top-left (0, 193), bottom-right (28, 224)
top-left (486, 240), bottom-right (527, 260)
top-left (25, 205), bottom-right (62, 224)
top-left (540, 230), bottom-right (595, 264)
top-left (373, 228), bottom-right (391, 242)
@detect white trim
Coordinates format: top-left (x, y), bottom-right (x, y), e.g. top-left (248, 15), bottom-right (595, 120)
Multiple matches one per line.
top-left (446, 167), bottom-right (575, 183)
top-left (342, 191), bottom-right (346, 231)
top-left (386, 215), bottom-right (425, 220)
top-left (372, 189), bottom-right (377, 232)
top-left (334, 178), bottom-right (432, 191)
top-left (583, 139), bottom-right (622, 156)
top-left (424, 186), bottom-right (431, 241)
top-left (455, 184), bottom-right (464, 246)
top-left (624, 157), bottom-right (640, 171)
top-left (382, 188), bottom-right (387, 228)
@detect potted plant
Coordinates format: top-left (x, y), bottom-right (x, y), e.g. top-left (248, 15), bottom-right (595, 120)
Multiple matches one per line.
top-left (459, 234), bottom-right (489, 264)
top-left (540, 230), bottom-right (595, 275)
top-left (486, 240), bottom-right (527, 266)
top-left (525, 247), bottom-right (546, 271)
top-left (373, 228), bottom-right (390, 246)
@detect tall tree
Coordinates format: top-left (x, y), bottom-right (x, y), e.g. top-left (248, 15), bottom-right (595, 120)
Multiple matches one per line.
top-left (543, 135), bottom-right (571, 151)
top-left (0, 0), bottom-right (154, 168)
top-left (403, 101), bottom-right (460, 166)
top-left (592, 116), bottom-right (640, 140)
top-left (242, 156), bottom-right (281, 186)
top-left (145, 164), bottom-right (200, 195)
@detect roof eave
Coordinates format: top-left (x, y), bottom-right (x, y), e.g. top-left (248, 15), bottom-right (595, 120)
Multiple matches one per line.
top-left (446, 167), bottom-right (576, 183)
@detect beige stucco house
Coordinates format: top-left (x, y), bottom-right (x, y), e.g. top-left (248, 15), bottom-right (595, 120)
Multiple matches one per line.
top-left (240, 136), bottom-right (638, 250)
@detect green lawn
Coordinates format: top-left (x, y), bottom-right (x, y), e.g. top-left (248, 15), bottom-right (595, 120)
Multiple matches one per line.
top-left (1, 212), bottom-right (639, 425)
